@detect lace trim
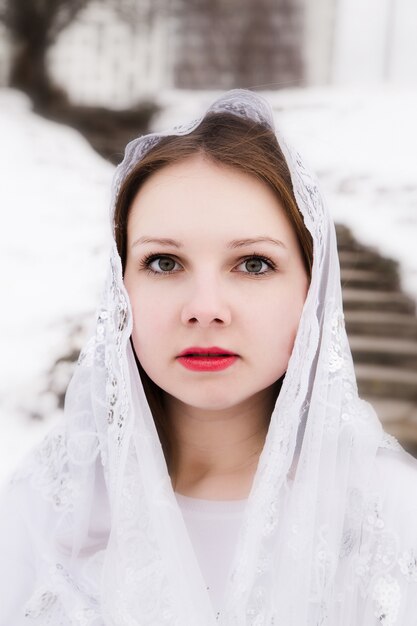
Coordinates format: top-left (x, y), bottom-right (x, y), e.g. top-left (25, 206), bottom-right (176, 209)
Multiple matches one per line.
top-left (10, 427), bottom-right (78, 513)
top-left (23, 562), bottom-right (101, 624)
top-left (379, 432), bottom-right (402, 451)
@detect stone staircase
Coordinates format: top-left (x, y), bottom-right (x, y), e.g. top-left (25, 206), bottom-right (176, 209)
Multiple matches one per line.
top-left (336, 224), bottom-right (417, 455)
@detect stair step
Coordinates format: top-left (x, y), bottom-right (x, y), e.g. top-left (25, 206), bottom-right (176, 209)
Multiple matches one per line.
top-left (335, 225), bottom-right (370, 252)
top-left (341, 268), bottom-right (399, 291)
top-left (339, 250), bottom-right (398, 272)
top-left (345, 311), bottom-right (417, 339)
top-left (342, 289), bottom-right (416, 314)
top-left (335, 224), bottom-right (356, 248)
top-left (334, 222), bottom-right (417, 450)
top-left (336, 236), bottom-right (369, 253)
top-left (361, 396), bottom-right (417, 445)
top-left (354, 363), bottom-right (417, 402)
top-left (363, 396), bottom-right (417, 424)
top-left (349, 335), bottom-right (417, 368)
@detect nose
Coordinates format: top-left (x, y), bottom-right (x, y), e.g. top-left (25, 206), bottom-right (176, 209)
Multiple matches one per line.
top-left (180, 274), bottom-right (232, 327)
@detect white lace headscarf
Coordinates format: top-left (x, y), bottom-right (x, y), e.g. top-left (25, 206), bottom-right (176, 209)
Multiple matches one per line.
top-left (8, 89), bottom-right (417, 625)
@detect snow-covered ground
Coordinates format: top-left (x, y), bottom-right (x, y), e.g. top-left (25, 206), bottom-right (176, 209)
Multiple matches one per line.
top-left (1, 85), bottom-right (416, 485)
top-left (0, 90), bottom-right (114, 483)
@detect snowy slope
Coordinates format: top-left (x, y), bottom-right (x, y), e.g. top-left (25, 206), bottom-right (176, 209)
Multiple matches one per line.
top-left (0, 90), bottom-right (114, 483)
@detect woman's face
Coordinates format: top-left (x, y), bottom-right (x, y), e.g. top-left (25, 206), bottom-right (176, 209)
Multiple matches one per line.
top-left (124, 154), bottom-right (309, 412)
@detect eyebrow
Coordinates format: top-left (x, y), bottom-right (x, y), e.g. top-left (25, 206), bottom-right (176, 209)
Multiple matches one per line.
top-left (131, 236), bottom-right (287, 250)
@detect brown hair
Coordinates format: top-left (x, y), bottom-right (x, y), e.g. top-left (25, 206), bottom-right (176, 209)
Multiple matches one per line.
top-left (114, 112), bottom-right (313, 476)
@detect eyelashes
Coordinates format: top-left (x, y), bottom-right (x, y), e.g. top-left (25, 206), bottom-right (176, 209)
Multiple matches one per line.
top-left (138, 251), bottom-right (277, 278)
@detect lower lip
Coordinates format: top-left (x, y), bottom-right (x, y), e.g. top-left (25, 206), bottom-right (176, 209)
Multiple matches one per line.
top-left (177, 355), bottom-right (238, 371)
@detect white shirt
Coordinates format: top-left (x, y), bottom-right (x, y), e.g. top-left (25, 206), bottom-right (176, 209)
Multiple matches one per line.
top-left (174, 491), bottom-right (247, 618)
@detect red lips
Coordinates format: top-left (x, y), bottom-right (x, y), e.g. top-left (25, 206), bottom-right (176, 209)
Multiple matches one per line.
top-left (176, 348), bottom-right (239, 372)
top-left (177, 346), bottom-right (237, 357)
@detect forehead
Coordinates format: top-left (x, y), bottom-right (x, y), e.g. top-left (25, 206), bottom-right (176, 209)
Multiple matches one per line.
top-left (127, 155), bottom-right (298, 248)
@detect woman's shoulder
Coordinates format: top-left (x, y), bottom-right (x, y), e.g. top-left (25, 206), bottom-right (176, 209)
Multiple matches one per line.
top-left (374, 444), bottom-right (417, 489)
top-left (1, 421), bottom-right (110, 541)
top-left (1, 422), bottom-right (72, 518)
top-left (372, 444), bottom-right (417, 522)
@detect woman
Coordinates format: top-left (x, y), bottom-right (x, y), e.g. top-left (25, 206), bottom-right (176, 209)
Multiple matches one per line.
top-left (1, 90), bottom-right (416, 625)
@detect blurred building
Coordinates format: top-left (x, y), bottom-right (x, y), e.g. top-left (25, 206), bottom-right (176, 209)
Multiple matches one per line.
top-left (0, 0), bottom-right (415, 109)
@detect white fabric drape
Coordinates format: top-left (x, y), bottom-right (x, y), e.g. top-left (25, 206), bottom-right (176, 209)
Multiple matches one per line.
top-left (1, 89), bottom-right (416, 626)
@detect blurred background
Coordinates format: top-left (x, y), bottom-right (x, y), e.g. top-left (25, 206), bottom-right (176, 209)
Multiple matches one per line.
top-left (1, 0), bottom-right (417, 482)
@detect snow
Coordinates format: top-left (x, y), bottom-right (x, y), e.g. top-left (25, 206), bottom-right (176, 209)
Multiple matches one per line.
top-left (1, 85), bottom-right (417, 485)
top-left (0, 90), bottom-right (114, 484)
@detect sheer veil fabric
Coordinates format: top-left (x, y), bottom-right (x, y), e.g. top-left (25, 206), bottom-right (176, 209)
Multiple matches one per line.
top-left (1, 90), bottom-right (417, 625)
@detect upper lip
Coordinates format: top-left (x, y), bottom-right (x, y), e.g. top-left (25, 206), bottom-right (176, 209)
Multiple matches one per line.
top-left (177, 346), bottom-right (237, 357)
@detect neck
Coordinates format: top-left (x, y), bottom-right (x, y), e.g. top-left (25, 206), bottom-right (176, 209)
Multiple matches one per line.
top-left (165, 384), bottom-right (279, 499)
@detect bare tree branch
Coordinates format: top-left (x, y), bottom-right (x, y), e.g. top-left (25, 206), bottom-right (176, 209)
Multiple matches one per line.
top-left (0, 0), bottom-right (167, 107)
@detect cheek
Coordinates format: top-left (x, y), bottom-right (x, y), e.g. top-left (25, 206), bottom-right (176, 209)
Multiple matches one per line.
top-left (257, 286), bottom-right (306, 357)
top-left (129, 296), bottom-right (171, 357)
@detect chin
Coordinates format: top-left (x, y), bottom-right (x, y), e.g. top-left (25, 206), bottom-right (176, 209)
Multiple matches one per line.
top-left (175, 387), bottom-right (247, 410)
